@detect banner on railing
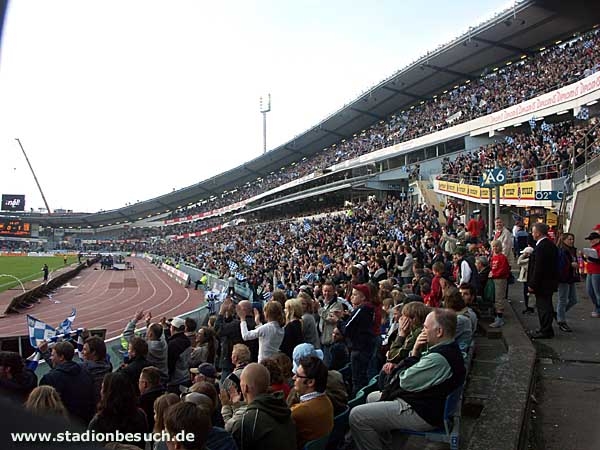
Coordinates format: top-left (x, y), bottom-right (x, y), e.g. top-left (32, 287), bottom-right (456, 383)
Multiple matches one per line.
top-left (435, 179), bottom-right (545, 205)
top-left (160, 263), bottom-right (189, 285)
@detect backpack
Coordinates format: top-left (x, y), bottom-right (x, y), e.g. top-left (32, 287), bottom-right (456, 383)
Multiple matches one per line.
top-left (462, 256), bottom-right (481, 292)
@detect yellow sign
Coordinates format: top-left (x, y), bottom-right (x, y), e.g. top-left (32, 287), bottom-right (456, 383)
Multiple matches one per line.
top-left (546, 211), bottom-right (558, 226)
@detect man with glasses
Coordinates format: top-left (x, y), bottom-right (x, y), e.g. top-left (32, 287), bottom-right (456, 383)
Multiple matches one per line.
top-left (291, 356), bottom-right (334, 449)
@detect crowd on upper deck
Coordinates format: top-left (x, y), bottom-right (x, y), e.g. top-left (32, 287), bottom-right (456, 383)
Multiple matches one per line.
top-left (163, 29), bottom-right (599, 222)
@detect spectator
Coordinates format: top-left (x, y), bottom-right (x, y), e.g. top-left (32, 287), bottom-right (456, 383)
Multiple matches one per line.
top-left (289, 343), bottom-right (348, 416)
top-left (153, 392), bottom-right (180, 435)
top-left (527, 223), bottom-right (559, 339)
top-left (138, 366), bottom-right (165, 433)
top-left (458, 283), bottom-right (479, 331)
top-left (81, 336), bottom-right (112, 405)
top-left (184, 318), bottom-right (198, 341)
top-left (39, 341), bottom-right (95, 425)
top-left (0, 350), bottom-right (38, 403)
top-left (489, 240), bottom-right (511, 328)
top-left (262, 358), bottom-right (291, 398)
top-left (329, 327), bottom-right (349, 371)
top-left (556, 233), bottom-right (580, 332)
top-left (318, 280), bottom-right (344, 367)
top-left (231, 363), bottom-right (297, 450)
top-left (349, 308), bottom-right (466, 450)
top-left (118, 336), bottom-right (151, 394)
top-left (583, 231), bottom-right (600, 317)
top-left (235, 300), bottom-right (259, 362)
top-left (166, 317), bottom-right (192, 388)
top-left (380, 302), bottom-right (429, 388)
top-left (164, 402), bottom-right (211, 450)
top-left (190, 326), bottom-right (218, 367)
top-left (280, 299), bottom-right (304, 359)
top-left (88, 372), bottom-right (148, 449)
top-left (290, 356), bottom-right (334, 449)
top-left (517, 246), bottom-right (535, 315)
top-left (216, 300), bottom-right (243, 382)
top-left (299, 293), bottom-right (320, 350)
top-left (184, 390), bottom-right (237, 450)
top-left (24, 385), bottom-right (68, 418)
top-left (442, 287), bottom-right (473, 353)
top-left (338, 284), bottom-right (375, 396)
top-left (240, 300), bottom-right (285, 363)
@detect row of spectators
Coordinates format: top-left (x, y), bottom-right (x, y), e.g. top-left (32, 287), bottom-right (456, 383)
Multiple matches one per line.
top-left (439, 118), bottom-right (599, 184)
top-left (161, 29), bottom-right (599, 222)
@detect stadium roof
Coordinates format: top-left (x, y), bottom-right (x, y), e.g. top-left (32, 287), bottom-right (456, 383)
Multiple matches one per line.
top-left (12, 0), bottom-right (600, 229)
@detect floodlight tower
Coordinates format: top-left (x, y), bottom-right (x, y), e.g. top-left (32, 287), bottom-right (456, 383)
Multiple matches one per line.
top-left (15, 138), bottom-right (52, 214)
top-left (259, 94), bottom-right (271, 154)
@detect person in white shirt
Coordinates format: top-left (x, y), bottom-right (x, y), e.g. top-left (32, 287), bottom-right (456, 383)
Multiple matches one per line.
top-left (239, 301), bottom-right (284, 363)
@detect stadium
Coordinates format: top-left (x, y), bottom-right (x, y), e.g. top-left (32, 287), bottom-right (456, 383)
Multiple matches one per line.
top-left (1, 1), bottom-right (600, 449)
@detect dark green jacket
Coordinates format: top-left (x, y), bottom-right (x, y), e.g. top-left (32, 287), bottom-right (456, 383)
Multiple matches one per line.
top-left (232, 392), bottom-right (296, 450)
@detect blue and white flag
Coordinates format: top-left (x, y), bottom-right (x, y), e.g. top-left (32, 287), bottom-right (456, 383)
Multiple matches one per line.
top-left (243, 254), bottom-right (256, 266)
top-left (27, 315), bottom-right (57, 348)
top-left (235, 272), bottom-right (246, 282)
top-left (276, 235), bottom-right (285, 246)
top-left (584, 40), bottom-right (593, 49)
top-left (227, 260), bottom-right (239, 272)
top-left (303, 220), bottom-right (312, 232)
top-left (540, 121), bottom-right (552, 132)
top-left (55, 308), bottom-right (76, 335)
top-left (504, 136), bottom-right (514, 145)
top-left (529, 117), bottom-right (536, 129)
top-left (576, 106), bottom-right (589, 120)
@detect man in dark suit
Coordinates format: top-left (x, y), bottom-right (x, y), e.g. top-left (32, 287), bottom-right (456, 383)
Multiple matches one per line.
top-left (527, 222), bottom-right (559, 338)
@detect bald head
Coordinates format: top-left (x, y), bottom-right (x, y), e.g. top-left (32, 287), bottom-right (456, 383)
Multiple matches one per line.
top-left (238, 300), bottom-right (252, 316)
top-left (240, 363), bottom-right (271, 401)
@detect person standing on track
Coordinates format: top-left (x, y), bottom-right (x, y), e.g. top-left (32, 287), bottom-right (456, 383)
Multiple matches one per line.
top-left (42, 264), bottom-right (49, 282)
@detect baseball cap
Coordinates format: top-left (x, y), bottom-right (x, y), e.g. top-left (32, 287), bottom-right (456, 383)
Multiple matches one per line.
top-left (585, 232), bottom-right (600, 240)
top-left (292, 343), bottom-right (324, 374)
top-left (190, 362), bottom-right (217, 378)
top-left (352, 284), bottom-right (371, 302)
top-left (168, 317), bottom-right (185, 329)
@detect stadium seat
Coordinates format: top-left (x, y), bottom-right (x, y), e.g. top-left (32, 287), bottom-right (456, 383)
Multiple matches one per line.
top-left (348, 390), bottom-right (366, 410)
top-left (303, 433), bottom-right (330, 450)
top-left (393, 384), bottom-right (464, 450)
top-left (327, 406), bottom-right (350, 450)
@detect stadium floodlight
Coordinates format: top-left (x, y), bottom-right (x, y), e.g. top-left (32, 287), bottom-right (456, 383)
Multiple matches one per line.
top-left (259, 93), bottom-right (271, 154)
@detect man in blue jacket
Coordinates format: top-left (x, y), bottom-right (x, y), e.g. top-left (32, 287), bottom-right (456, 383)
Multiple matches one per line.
top-left (39, 341), bottom-right (95, 425)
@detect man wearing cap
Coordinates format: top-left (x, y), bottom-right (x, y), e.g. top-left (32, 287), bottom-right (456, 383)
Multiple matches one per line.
top-left (291, 356), bottom-right (334, 449)
top-left (190, 362), bottom-right (218, 385)
top-left (167, 317), bottom-right (192, 388)
top-left (338, 284), bottom-right (375, 396)
top-left (527, 223), bottom-right (559, 339)
top-left (583, 230), bottom-right (600, 317)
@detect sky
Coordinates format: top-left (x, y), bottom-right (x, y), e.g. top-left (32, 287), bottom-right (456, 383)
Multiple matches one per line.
top-left (0, 0), bottom-right (513, 214)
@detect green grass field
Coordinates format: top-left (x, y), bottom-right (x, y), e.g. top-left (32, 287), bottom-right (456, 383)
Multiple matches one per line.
top-left (0, 256), bottom-right (79, 293)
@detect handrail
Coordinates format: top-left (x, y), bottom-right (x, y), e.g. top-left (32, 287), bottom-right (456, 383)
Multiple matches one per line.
top-left (437, 161), bottom-right (566, 186)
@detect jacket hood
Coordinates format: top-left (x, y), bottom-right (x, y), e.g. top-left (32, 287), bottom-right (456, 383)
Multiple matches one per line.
top-left (55, 360), bottom-right (83, 376)
top-left (247, 392), bottom-right (291, 423)
top-left (83, 359), bottom-right (112, 374)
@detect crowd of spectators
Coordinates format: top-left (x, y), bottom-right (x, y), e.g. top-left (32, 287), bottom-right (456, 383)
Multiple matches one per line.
top-left (439, 117), bottom-right (599, 184)
top-left (160, 29), bottom-right (599, 223)
top-left (1, 193), bottom-right (511, 449)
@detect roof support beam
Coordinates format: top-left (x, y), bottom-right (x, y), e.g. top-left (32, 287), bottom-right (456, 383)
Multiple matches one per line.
top-left (320, 127), bottom-right (347, 139)
top-left (349, 107), bottom-right (385, 121)
top-left (382, 85), bottom-right (428, 101)
top-left (471, 37), bottom-right (534, 56)
top-left (421, 63), bottom-right (473, 80)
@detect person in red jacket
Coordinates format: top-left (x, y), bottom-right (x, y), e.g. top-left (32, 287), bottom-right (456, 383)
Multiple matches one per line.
top-left (427, 262), bottom-right (445, 308)
top-left (489, 240), bottom-right (511, 328)
top-left (583, 231), bottom-right (600, 317)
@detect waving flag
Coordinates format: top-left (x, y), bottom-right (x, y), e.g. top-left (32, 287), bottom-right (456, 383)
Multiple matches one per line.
top-left (227, 260), bottom-right (239, 273)
top-left (55, 308), bottom-right (76, 335)
top-left (576, 106), bottom-right (589, 120)
top-left (27, 315), bottom-right (56, 348)
top-left (303, 220), bottom-right (312, 232)
top-left (528, 117), bottom-right (536, 129)
top-left (243, 254), bottom-right (256, 266)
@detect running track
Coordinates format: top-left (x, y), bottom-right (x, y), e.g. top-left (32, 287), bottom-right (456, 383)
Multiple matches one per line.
top-left (0, 258), bottom-right (206, 340)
